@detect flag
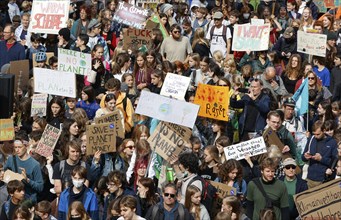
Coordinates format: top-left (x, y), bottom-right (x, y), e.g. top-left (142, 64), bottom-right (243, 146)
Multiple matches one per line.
top-left (292, 78), bottom-right (309, 116)
top-left (148, 15), bottom-right (169, 39)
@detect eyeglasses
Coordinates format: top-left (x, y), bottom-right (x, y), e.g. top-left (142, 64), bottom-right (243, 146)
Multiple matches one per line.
top-left (308, 77), bottom-right (315, 80)
top-left (164, 193), bottom-right (176, 198)
top-left (173, 31), bottom-right (180, 34)
top-left (125, 145), bottom-right (135, 150)
top-left (285, 165), bottom-right (296, 170)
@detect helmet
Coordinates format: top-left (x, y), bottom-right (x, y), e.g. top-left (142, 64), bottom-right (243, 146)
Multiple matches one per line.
top-left (35, 52), bottom-right (47, 62)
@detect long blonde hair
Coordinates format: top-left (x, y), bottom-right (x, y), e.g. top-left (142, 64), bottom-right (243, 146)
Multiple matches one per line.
top-left (192, 28), bottom-right (209, 49)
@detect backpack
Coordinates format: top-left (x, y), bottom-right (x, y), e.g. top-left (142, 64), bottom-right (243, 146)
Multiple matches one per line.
top-left (151, 203), bottom-right (184, 220)
top-left (210, 25), bottom-right (228, 45)
top-left (188, 175), bottom-right (218, 215)
top-left (59, 160), bottom-right (86, 181)
top-left (252, 178), bottom-right (280, 209)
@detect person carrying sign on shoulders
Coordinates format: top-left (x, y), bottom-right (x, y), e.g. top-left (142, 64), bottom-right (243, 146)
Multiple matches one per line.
top-left (205, 11), bottom-right (232, 57)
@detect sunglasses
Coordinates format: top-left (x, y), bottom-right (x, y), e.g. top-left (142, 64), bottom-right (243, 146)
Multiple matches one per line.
top-left (164, 193), bottom-right (176, 198)
top-left (285, 165), bottom-right (296, 170)
top-left (173, 30), bottom-right (180, 34)
top-left (308, 77), bottom-right (315, 80)
top-left (125, 145), bottom-right (135, 150)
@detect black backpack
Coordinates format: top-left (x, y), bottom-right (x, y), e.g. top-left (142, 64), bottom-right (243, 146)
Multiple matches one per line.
top-left (188, 175), bottom-right (218, 215)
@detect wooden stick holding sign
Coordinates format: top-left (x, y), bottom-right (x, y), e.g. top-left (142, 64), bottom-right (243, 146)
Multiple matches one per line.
top-left (86, 123), bottom-right (116, 155)
top-left (94, 110), bottom-right (125, 138)
top-left (147, 122), bottom-right (191, 161)
top-left (210, 181), bottom-right (237, 217)
top-left (35, 124), bottom-right (61, 157)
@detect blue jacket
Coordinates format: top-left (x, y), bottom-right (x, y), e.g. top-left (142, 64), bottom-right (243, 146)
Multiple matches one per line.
top-left (302, 136), bottom-right (338, 182)
top-left (58, 186), bottom-right (99, 220)
top-left (230, 92), bottom-right (270, 136)
top-left (0, 40), bottom-right (25, 69)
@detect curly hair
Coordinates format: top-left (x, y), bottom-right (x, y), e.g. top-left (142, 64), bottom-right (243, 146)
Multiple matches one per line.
top-left (178, 152), bottom-right (199, 174)
top-left (218, 159), bottom-right (243, 184)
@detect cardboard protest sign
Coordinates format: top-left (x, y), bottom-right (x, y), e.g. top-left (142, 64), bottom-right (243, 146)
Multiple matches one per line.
top-left (113, 2), bottom-right (149, 29)
top-left (86, 123), bottom-right (116, 155)
top-left (148, 122), bottom-right (192, 161)
top-left (210, 181), bottom-right (237, 217)
top-left (232, 24), bottom-right (270, 51)
top-left (32, 52), bottom-right (54, 68)
top-left (135, 90), bottom-right (199, 128)
top-left (294, 179), bottom-right (341, 219)
top-left (9, 60), bottom-right (29, 93)
top-left (94, 110), bottom-right (125, 138)
top-left (297, 31), bottom-right (327, 57)
top-left (29, 0), bottom-right (70, 34)
top-left (193, 84), bottom-right (230, 121)
top-left (35, 124), bottom-right (61, 157)
top-left (3, 170), bottom-right (24, 183)
top-left (122, 28), bottom-right (152, 51)
top-left (0, 119), bottom-right (15, 141)
top-left (160, 73), bottom-right (191, 100)
top-left (224, 136), bottom-right (267, 161)
top-left (34, 68), bottom-right (76, 98)
top-left (31, 94), bottom-right (48, 117)
top-left (58, 49), bottom-right (92, 75)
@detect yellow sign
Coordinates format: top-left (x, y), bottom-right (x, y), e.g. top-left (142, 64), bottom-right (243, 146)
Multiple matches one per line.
top-left (194, 84), bottom-right (230, 121)
top-left (0, 119), bottom-right (15, 141)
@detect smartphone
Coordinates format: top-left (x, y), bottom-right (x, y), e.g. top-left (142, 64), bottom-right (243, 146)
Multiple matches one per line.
top-left (237, 88), bottom-right (249, 93)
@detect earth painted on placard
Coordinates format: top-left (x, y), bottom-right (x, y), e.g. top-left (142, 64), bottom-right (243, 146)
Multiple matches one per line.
top-left (159, 103), bottom-right (171, 115)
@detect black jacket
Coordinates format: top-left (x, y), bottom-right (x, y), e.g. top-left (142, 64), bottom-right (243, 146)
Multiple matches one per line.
top-left (145, 202), bottom-right (194, 220)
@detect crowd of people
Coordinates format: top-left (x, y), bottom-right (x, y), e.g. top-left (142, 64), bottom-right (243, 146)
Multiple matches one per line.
top-left (0, 0), bottom-right (341, 220)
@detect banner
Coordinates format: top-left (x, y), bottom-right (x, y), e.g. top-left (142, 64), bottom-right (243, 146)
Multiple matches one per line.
top-left (160, 73), bottom-right (191, 100)
top-left (0, 119), bottom-right (15, 141)
top-left (58, 48), bottom-right (92, 75)
top-left (34, 68), bottom-right (76, 98)
top-left (9, 60), bottom-right (29, 93)
top-left (86, 123), bottom-right (116, 155)
top-left (31, 93), bottom-right (48, 117)
top-left (94, 110), bottom-right (125, 138)
top-left (113, 2), bottom-right (149, 29)
top-left (210, 181), bottom-right (237, 217)
top-left (122, 28), bottom-right (152, 51)
top-left (232, 24), bottom-right (270, 51)
top-left (294, 179), bottom-right (341, 219)
top-left (194, 84), bottom-right (230, 121)
top-left (148, 122), bottom-right (191, 161)
top-left (297, 31), bottom-right (327, 57)
top-left (224, 136), bottom-right (267, 161)
top-left (29, 0), bottom-right (70, 34)
top-left (35, 124), bottom-right (61, 157)
top-left (135, 90), bottom-right (199, 128)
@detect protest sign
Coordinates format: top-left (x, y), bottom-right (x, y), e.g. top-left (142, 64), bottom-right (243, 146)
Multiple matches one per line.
top-left (160, 73), bottom-right (191, 100)
top-left (251, 18), bottom-right (264, 25)
top-left (122, 28), bottom-right (152, 51)
top-left (3, 170), bottom-right (24, 183)
top-left (210, 181), bottom-right (237, 217)
top-left (224, 136), bottom-right (267, 161)
top-left (315, 0), bottom-right (327, 12)
top-left (29, 0), bottom-right (70, 34)
top-left (113, 2), bottom-right (149, 29)
top-left (34, 68), bottom-right (76, 98)
top-left (9, 60), bottom-right (29, 93)
top-left (232, 24), bottom-right (270, 51)
top-left (58, 49), bottom-right (92, 75)
top-left (0, 119), bottom-right (15, 141)
top-left (86, 123), bottom-right (116, 155)
top-left (94, 110), bottom-right (125, 138)
top-left (194, 84), bottom-right (230, 121)
top-left (32, 52), bottom-right (54, 68)
top-left (148, 122), bottom-right (191, 161)
top-left (297, 31), bottom-right (327, 57)
top-left (294, 179), bottom-right (341, 219)
top-left (35, 124), bottom-right (61, 157)
top-left (135, 90), bottom-right (199, 128)
top-left (31, 94), bottom-right (48, 117)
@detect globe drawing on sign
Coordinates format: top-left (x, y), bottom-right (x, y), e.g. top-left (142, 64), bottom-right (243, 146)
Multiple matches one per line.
top-left (80, 60), bottom-right (87, 66)
top-left (159, 103), bottom-right (171, 115)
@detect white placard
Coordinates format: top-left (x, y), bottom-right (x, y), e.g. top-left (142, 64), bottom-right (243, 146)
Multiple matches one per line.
top-left (135, 90), bottom-right (199, 128)
top-left (251, 19), bottom-right (264, 25)
top-left (58, 48), bottom-right (92, 75)
top-left (297, 31), bottom-right (327, 57)
top-left (232, 24), bottom-right (270, 51)
top-left (224, 136), bottom-right (267, 161)
top-left (31, 93), bottom-right (48, 117)
top-left (28, 0), bottom-right (70, 35)
top-left (34, 68), bottom-right (76, 98)
top-left (160, 73), bottom-right (190, 100)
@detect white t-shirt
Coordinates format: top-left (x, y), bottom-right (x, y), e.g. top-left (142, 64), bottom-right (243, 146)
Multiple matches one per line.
top-left (206, 25), bottom-right (231, 56)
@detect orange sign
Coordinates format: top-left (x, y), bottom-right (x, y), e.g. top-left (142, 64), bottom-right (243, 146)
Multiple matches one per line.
top-left (0, 119), bottom-right (15, 141)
